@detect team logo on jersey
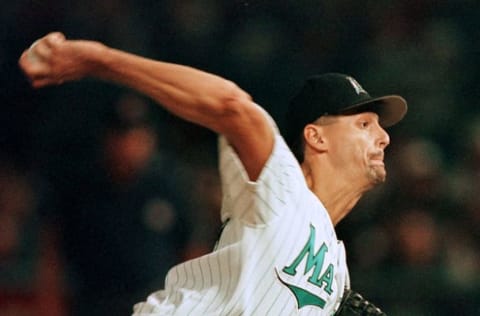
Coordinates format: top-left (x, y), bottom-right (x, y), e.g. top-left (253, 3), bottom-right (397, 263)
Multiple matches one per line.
top-left (276, 224), bottom-right (334, 310)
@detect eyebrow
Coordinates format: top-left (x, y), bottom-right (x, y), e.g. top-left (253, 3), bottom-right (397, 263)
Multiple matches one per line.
top-left (355, 112), bottom-right (380, 120)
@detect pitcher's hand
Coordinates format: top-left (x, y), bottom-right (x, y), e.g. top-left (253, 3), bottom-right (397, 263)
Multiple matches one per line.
top-left (19, 32), bottom-right (104, 88)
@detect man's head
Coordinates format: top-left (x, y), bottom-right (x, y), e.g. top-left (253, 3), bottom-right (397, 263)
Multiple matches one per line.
top-left (284, 73), bottom-right (407, 186)
top-left (284, 73), bottom-right (407, 162)
top-left (103, 94), bottom-right (158, 183)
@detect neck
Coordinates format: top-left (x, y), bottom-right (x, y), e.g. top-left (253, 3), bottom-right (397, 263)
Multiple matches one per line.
top-left (301, 162), bottom-right (369, 226)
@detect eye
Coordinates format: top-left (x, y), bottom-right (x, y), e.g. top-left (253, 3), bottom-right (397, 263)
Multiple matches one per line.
top-left (359, 120), bottom-right (369, 128)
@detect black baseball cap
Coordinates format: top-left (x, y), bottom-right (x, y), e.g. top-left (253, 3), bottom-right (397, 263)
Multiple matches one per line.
top-left (283, 73), bottom-right (407, 157)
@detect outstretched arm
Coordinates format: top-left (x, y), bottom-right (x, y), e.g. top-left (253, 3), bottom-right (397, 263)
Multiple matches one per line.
top-left (19, 32), bottom-right (274, 180)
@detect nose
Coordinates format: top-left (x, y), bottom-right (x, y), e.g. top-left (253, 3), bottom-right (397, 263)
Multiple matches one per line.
top-left (377, 125), bottom-right (390, 149)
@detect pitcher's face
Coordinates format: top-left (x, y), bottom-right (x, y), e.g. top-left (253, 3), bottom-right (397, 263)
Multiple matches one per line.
top-left (323, 112), bottom-right (390, 186)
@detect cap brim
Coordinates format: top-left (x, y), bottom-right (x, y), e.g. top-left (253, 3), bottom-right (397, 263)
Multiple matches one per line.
top-left (340, 95), bottom-right (408, 127)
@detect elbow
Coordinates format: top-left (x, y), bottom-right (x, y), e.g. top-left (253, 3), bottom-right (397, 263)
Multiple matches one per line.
top-left (192, 79), bottom-right (256, 133)
top-left (215, 80), bottom-right (253, 117)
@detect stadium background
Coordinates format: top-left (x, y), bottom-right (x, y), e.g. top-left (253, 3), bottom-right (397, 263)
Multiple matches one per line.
top-left (1, 1), bottom-right (479, 315)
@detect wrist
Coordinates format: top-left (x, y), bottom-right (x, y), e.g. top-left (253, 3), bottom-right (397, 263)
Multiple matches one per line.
top-left (80, 41), bottom-right (110, 78)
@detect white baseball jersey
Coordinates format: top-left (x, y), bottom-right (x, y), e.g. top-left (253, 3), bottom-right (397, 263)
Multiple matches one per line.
top-left (132, 109), bottom-right (350, 316)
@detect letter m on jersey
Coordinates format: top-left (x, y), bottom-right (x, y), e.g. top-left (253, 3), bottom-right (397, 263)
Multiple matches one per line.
top-left (280, 224), bottom-right (334, 309)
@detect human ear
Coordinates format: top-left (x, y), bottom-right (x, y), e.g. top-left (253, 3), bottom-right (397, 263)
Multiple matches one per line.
top-left (303, 124), bottom-right (327, 152)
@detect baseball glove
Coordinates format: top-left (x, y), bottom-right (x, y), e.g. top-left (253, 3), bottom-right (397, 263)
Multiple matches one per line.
top-left (334, 289), bottom-right (386, 316)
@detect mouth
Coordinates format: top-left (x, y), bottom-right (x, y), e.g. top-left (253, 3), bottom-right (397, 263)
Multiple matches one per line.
top-left (370, 160), bottom-right (385, 167)
top-left (369, 152), bottom-right (385, 166)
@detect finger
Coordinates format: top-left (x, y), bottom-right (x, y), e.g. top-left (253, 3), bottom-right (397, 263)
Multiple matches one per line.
top-left (31, 38), bottom-right (52, 60)
top-left (31, 76), bottom-right (65, 88)
top-left (26, 33), bottom-right (60, 61)
top-left (19, 50), bottom-right (37, 72)
top-left (43, 32), bottom-right (66, 51)
top-left (31, 77), bottom-right (54, 88)
top-left (19, 50), bottom-right (51, 78)
top-left (19, 49), bottom-right (41, 70)
top-left (46, 32), bottom-right (66, 45)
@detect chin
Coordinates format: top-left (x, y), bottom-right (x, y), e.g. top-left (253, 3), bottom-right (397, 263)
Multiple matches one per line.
top-left (369, 167), bottom-right (387, 185)
top-left (375, 174), bottom-right (387, 184)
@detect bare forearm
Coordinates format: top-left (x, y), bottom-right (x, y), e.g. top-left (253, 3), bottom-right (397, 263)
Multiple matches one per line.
top-left (91, 45), bottom-right (251, 132)
top-left (20, 33), bottom-right (252, 133)
top-left (19, 33), bottom-right (273, 180)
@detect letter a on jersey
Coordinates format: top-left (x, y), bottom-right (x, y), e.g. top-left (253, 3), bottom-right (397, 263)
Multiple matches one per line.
top-left (276, 224), bottom-right (334, 310)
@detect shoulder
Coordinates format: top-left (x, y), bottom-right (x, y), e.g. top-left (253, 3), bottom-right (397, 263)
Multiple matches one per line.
top-left (220, 103), bottom-right (277, 181)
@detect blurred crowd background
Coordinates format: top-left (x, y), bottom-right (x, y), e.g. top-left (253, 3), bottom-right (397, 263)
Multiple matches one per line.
top-left (1, 1), bottom-right (479, 315)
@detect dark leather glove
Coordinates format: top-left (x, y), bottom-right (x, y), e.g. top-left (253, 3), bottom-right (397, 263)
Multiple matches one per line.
top-left (334, 289), bottom-right (386, 316)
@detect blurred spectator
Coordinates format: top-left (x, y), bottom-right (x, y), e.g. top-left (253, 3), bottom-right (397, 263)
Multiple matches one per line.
top-left (359, 2), bottom-right (466, 145)
top-left (385, 137), bottom-right (451, 214)
top-left (54, 93), bottom-right (206, 316)
top-left (390, 208), bottom-right (440, 267)
top-left (382, 207), bottom-right (451, 315)
top-left (444, 114), bottom-right (480, 312)
top-left (449, 115), bottom-right (480, 229)
top-left (0, 157), bottom-right (66, 316)
top-left (341, 137), bottom-right (466, 315)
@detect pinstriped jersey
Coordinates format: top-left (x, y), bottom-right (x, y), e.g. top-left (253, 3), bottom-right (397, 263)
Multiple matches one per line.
top-left (132, 109), bottom-right (350, 316)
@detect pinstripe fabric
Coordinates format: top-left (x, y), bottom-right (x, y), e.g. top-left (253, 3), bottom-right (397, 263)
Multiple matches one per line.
top-left (132, 110), bottom-right (349, 316)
